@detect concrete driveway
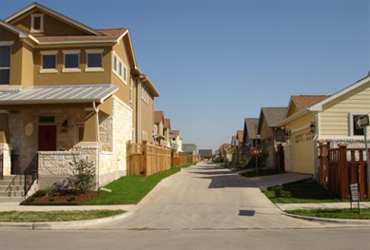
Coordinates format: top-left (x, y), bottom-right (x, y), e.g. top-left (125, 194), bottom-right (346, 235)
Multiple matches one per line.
top-left (98, 162), bottom-right (322, 229)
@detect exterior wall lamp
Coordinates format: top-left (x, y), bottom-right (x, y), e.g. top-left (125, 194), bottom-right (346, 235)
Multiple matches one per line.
top-left (309, 122), bottom-right (316, 134)
top-left (285, 129), bottom-right (291, 138)
top-left (61, 120), bottom-right (68, 132)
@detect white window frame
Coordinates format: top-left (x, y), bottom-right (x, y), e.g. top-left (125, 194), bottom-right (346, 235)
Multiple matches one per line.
top-left (112, 52), bottom-right (127, 84)
top-left (31, 13), bottom-right (44, 33)
top-left (141, 86), bottom-right (149, 104)
top-left (85, 49), bottom-right (104, 72)
top-left (0, 42), bottom-right (13, 85)
top-left (62, 50), bottom-right (81, 73)
top-left (349, 112), bottom-right (367, 137)
top-left (40, 50), bottom-right (58, 73)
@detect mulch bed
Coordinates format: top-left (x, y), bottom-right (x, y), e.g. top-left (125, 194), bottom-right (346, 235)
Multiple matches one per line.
top-left (20, 190), bottom-right (98, 205)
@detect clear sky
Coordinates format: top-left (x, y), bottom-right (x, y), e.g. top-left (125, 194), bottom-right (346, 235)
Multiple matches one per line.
top-left (1, 0), bottom-right (369, 152)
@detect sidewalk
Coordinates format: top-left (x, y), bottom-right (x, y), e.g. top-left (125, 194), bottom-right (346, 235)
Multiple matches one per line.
top-left (250, 173), bottom-right (313, 188)
top-left (276, 202), bottom-right (370, 211)
top-left (0, 203), bottom-right (135, 212)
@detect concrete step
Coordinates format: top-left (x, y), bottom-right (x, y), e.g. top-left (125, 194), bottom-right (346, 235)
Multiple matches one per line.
top-left (0, 178), bottom-right (24, 186)
top-left (1, 175), bottom-right (23, 181)
top-left (0, 190), bottom-right (24, 197)
top-left (0, 185), bottom-right (23, 191)
top-left (0, 197), bottom-right (24, 203)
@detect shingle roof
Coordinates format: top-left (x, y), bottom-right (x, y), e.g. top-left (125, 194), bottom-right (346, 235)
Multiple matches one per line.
top-left (244, 118), bottom-right (259, 139)
top-left (170, 130), bottom-right (180, 136)
top-left (291, 95), bottom-right (328, 111)
top-left (236, 130), bottom-right (244, 143)
top-left (36, 28), bottom-right (127, 42)
top-left (164, 119), bottom-right (171, 129)
top-left (154, 111), bottom-right (164, 124)
top-left (199, 149), bottom-right (212, 157)
top-left (0, 84), bottom-right (117, 104)
top-left (261, 107), bottom-right (287, 127)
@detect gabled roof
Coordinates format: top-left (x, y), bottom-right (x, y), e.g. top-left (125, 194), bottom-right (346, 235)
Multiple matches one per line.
top-left (36, 28), bottom-right (127, 43)
top-left (0, 84), bottom-right (117, 105)
top-left (244, 118), bottom-right (259, 139)
top-left (310, 75), bottom-right (370, 111)
top-left (164, 119), bottom-right (171, 129)
top-left (154, 111), bottom-right (164, 124)
top-left (5, 2), bottom-right (102, 35)
top-left (170, 130), bottom-right (180, 136)
top-left (236, 130), bottom-right (244, 143)
top-left (0, 20), bottom-right (30, 38)
top-left (258, 107), bottom-right (287, 133)
top-left (291, 95), bottom-right (328, 111)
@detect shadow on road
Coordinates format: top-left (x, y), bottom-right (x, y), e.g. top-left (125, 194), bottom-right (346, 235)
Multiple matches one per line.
top-left (195, 175), bottom-right (257, 189)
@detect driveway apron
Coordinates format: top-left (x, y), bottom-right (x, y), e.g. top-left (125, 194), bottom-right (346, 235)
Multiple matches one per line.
top-left (99, 163), bottom-right (322, 229)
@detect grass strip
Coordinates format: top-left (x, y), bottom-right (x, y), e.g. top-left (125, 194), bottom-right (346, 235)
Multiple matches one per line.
top-left (0, 210), bottom-right (125, 222)
top-left (287, 208), bottom-right (370, 220)
top-left (261, 180), bottom-right (342, 203)
top-left (81, 166), bottom-right (192, 205)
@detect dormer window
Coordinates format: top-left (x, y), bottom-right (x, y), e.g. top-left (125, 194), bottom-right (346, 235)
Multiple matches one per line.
top-left (31, 14), bottom-right (44, 33)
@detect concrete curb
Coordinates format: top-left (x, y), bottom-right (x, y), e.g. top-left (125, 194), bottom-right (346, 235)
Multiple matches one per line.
top-left (280, 210), bottom-right (370, 225)
top-left (0, 209), bottom-right (134, 230)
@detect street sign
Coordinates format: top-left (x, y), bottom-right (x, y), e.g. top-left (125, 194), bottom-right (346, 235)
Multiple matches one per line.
top-left (350, 183), bottom-right (360, 214)
top-left (355, 115), bottom-right (369, 129)
top-left (350, 183), bottom-right (359, 202)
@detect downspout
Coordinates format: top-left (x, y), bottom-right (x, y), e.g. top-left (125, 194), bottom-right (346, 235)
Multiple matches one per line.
top-left (92, 101), bottom-right (100, 189)
top-left (313, 112), bottom-right (320, 181)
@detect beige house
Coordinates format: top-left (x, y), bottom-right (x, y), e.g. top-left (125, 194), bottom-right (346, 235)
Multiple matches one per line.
top-left (170, 130), bottom-right (182, 152)
top-left (0, 2), bottom-right (159, 199)
top-left (163, 118), bottom-right (171, 147)
top-left (280, 75), bottom-right (370, 176)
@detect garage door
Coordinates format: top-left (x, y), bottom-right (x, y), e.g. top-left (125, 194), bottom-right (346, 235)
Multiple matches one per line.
top-left (292, 129), bottom-right (315, 174)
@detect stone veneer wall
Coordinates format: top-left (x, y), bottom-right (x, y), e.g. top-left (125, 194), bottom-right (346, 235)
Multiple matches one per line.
top-left (98, 97), bottom-right (132, 186)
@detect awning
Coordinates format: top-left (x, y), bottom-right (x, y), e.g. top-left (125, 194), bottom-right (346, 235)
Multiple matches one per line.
top-left (0, 84), bottom-right (118, 105)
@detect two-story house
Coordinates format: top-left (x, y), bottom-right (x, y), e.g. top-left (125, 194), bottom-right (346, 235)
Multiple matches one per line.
top-left (0, 2), bottom-right (159, 198)
top-left (243, 118), bottom-right (260, 161)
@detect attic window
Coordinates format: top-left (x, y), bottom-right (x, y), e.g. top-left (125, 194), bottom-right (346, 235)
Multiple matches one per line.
top-left (31, 14), bottom-right (44, 33)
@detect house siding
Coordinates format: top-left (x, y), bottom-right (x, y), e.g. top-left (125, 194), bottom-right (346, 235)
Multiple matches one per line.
top-left (140, 93), bottom-right (154, 143)
top-left (319, 81), bottom-right (370, 139)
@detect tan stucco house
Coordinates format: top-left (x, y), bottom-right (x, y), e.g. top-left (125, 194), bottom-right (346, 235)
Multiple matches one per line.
top-left (0, 2), bottom-right (159, 199)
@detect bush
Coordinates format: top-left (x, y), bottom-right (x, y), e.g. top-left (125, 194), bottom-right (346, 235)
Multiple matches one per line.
top-left (67, 157), bottom-right (96, 194)
top-left (67, 196), bottom-right (76, 203)
top-left (32, 190), bottom-right (46, 198)
top-left (26, 197), bottom-right (35, 203)
top-left (43, 186), bottom-right (54, 197)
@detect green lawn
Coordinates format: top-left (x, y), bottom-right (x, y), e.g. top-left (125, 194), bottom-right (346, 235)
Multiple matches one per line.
top-left (262, 180), bottom-right (342, 203)
top-left (287, 208), bottom-right (370, 220)
top-left (240, 169), bottom-right (285, 178)
top-left (81, 166), bottom-right (188, 205)
top-left (0, 210), bottom-right (125, 222)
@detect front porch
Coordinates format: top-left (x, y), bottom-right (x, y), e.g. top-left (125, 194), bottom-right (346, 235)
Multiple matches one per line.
top-left (0, 86), bottom-right (132, 197)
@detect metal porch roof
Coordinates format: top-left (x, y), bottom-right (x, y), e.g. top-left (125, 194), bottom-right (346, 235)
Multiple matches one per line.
top-left (0, 84), bottom-right (118, 105)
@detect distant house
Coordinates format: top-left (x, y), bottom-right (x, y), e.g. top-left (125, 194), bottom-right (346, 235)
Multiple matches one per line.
top-left (257, 107), bottom-right (287, 169)
top-left (234, 130), bottom-right (244, 165)
top-left (170, 130), bottom-right (182, 152)
top-left (163, 118), bottom-right (171, 148)
top-left (154, 111), bottom-right (165, 145)
top-left (243, 118), bottom-right (260, 160)
top-left (199, 149), bottom-right (213, 160)
top-left (218, 143), bottom-right (232, 162)
top-left (183, 143), bottom-right (197, 155)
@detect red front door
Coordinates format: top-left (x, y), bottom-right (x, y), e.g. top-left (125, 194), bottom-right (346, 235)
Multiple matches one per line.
top-left (38, 125), bottom-right (57, 151)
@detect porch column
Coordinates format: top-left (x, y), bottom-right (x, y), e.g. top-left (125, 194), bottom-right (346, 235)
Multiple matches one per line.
top-left (0, 110), bottom-right (11, 176)
top-left (83, 107), bottom-right (99, 142)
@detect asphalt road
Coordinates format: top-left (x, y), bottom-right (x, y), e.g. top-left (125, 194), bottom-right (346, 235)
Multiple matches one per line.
top-left (1, 228), bottom-right (369, 250)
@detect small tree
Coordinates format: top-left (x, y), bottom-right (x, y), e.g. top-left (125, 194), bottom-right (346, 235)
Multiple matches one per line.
top-left (67, 157), bottom-right (95, 193)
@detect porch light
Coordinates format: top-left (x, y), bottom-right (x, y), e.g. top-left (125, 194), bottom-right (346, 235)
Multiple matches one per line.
top-left (285, 129), bottom-right (291, 138)
top-left (61, 120), bottom-right (68, 132)
top-left (309, 122), bottom-right (316, 134)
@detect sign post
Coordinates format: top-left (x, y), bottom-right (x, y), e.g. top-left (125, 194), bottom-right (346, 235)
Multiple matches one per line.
top-left (350, 183), bottom-right (360, 214)
top-left (355, 115), bottom-right (370, 196)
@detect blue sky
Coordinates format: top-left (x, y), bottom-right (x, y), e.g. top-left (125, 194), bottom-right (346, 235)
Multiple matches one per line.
top-left (1, 0), bottom-right (369, 152)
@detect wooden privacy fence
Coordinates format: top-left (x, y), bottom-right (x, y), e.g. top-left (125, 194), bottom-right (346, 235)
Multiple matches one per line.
top-left (319, 142), bottom-right (369, 199)
top-left (172, 152), bottom-right (198, 167)
top-left (127, 141), bottom-right (171, 176)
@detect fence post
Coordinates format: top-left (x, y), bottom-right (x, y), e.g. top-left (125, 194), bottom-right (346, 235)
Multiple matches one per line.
top-left (142, 141), bottom-right (147, 176)
top-left (127, 142), bottom-right (131, 176)
top-left (338, 143), bottom-right (348, 199)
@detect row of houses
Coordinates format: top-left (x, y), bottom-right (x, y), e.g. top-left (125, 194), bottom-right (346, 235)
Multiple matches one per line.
top-left (219, 74), bottom-right (370, 198)
top-left (0, 3), bottom-right (198, 200)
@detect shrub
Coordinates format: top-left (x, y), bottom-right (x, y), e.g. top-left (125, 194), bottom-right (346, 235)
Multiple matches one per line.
top-left (67, 196), bottom-right (76, 203)
top-left (43, 186), bottom-right (54, 197)
top-left (26, 197), bottom-right (35, 203)
top-left (32, 190), bottom-right (46, 198)
top-left (67, 157), bottom-right (96, 194)
top-left (49, 198), bottom-right (55, 202)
